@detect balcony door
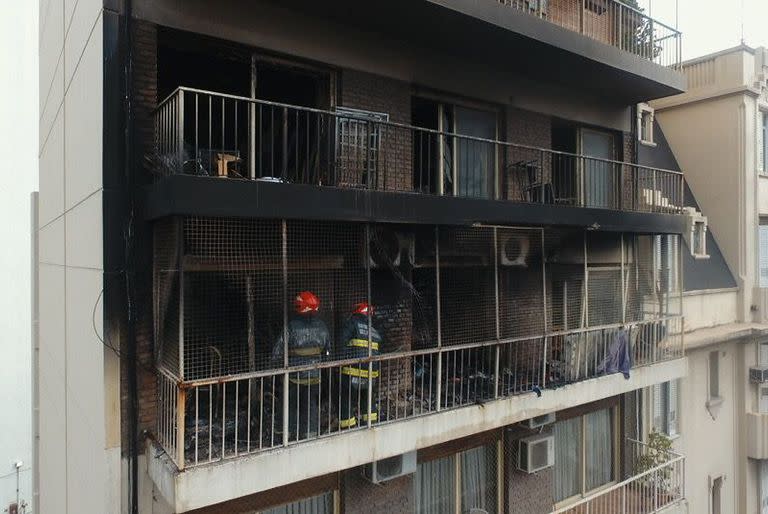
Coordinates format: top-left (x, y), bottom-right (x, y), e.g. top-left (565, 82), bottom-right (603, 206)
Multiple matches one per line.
top-left (580, 128), bottom-right (619, 209)
top-left (412, 97), bottom-right (498, 199)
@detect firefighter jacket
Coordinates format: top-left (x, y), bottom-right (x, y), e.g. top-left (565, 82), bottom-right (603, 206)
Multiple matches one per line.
top-left (339, 313), bottom-right (382, 381)
top-left (273, 314), bottom-right (330, 385)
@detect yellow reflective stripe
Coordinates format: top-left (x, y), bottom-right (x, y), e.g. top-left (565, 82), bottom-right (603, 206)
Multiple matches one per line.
top-left (339, 417), bottom-right (357, 428)
top-left (289, 346), bottom-right (323, 357)
top-left (289, 377), bottom-right (321, 385)
top-left (362, 412), bottom-right (378, 422)
top-left (341, 366), bottom-right (380, 379)
top-left (348, 338), bottom-right (379, 351)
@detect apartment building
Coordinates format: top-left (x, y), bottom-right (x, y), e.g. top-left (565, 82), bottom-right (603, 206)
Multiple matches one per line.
top-left (649, 45), bottom-right (768, 514)
top-left (36, 0), bottom-right (692, 513)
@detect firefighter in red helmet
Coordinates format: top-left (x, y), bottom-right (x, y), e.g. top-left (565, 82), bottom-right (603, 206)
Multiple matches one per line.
top-left (273, 291), bottom-right (330, 440)
top-left (338, 302), bottom-right (382, 428)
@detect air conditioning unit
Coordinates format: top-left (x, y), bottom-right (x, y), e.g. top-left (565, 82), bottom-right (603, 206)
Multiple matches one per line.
top-left (367, 227), bottom-right (414, 269)
top-left (517, 434), bottom-right (554, 474)
top-left (362, 451), bottom-right (417, 484)
top-left (499, 233), bottom-right (530, 267)
top-left (521, 412), bottom-right (556, 429)
top-left (750, 366), bottom-right (768, 383)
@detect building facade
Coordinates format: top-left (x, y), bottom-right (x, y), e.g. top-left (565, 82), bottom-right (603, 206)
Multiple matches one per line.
top-left (36, 1), bottom-right (692, 513)
top-left (650, 45), bottom-right (768, 514)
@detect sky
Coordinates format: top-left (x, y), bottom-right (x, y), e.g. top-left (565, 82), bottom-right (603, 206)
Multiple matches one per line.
top-left (0, 0), bottom-right (765, 511)
top-left (0, 0), bottom-right (38, 510)
top-left (638, 0), bottom-right (768, 60)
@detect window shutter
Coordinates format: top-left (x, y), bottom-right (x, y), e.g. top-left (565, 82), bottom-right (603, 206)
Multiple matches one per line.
top-left (667, 380), bottom-right (679, 436)
top-left (760, 225), bottom-right (768, 288)
top-left (652, 384), bottom-right (663, 432)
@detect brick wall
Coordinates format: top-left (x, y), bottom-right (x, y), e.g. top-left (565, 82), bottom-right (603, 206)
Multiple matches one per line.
top-left (505, 425), bottom-right (554, 514)
top-left (343, 468), bottom-right (414, 514)
top-left (505, 107), bottom-right (553, 201)
top-left (339, 70), bottom-right (413, 192)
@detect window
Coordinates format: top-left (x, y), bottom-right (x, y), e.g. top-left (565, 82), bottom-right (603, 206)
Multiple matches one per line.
top-left (415, 443), bottom-right (498, 514)
top-left (760, 112), bottom-right (768, 175)
top-left (652, 380), bottom-right (680, 436)
top-left (711, 475), bottom-right (724, 514)
top-left (760, 461), bottom-right (768, 514)
top-left (709, 351), bottom-right (720, 400)
top-left (692, 219), bottom-right (708, 258)
top-left (637, 103), bottom-right (655, 146)
top-left (760, 221), bottom-right (768, 288)
top-left (553, 407), bottom-right (616, 504)
top-left (259, 491), bottom-right (334, 514)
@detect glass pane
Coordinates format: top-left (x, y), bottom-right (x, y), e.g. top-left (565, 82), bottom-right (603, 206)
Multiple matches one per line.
top-left (460, 444), bottom-right (497, 513)
top-left (581, 130), bottom-right (617, 209)
top-left (760, 225), bottom-right (768, 288)
top-left (585, 409), bottom-right (614, 491)
top-left (454, 106), bottom-right (495, 199)
top-left (416, 455), bottom-right (456, 514)
top-left (553, 417), bottom-right (582, 502)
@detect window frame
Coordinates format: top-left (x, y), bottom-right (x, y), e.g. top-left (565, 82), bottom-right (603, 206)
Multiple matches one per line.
top-left (759, 220), bottom-right (768, 288)
top-left (637, 103), bottom-right (656, 147)
top-left (651, 380), bottom-right (680, 438)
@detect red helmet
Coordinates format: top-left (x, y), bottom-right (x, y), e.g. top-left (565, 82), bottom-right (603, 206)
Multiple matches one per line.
top-left (353, 302), bottom-right (372, 315)
top-left (294, 291), bottom-right (320, 314)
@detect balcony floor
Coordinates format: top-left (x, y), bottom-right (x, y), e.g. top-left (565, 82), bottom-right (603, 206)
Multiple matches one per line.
top-left (144, 176), bottom-right (686, 234)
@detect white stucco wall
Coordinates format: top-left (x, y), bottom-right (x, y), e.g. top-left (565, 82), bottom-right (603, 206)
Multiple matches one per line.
top-left (37, 0), bottom-right (121, 513)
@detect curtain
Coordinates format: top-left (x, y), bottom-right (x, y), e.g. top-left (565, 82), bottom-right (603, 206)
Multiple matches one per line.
top-left (454, 106), bottom-right (495, 199)
top-left (460, 444), bottom-right (497, 513)
top-left (259, 491), bottom-right (333, 514)
top-left (416, 455), bottom-right (456, 514)
top-left (553, 417), bottom-right (582, 502)
top-left (585, 409), bottom-right (614, 491)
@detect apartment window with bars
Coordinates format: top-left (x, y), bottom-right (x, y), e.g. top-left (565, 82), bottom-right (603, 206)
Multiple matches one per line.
top-left (259, 492), bottom-right (334, 514)
top-left (335, 107), bottom-right (389, 188)
top-left (760, 112), bottom-right (768, 175)
top-left (638, 103), bottom-right (655, 146)
top-left (652, 380), bottom-right (680, 437)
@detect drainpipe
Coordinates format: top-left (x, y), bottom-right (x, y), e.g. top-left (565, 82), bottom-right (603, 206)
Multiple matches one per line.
top-left (122, 0), bottom-right (139, 512)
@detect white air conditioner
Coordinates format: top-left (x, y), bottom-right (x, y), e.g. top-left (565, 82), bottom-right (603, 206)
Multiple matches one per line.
top-left (517, 434), bottom-right (554, 474)
top-left (367, 227), bottom-right (414, 269)
top-left (751, 366), bottom-right (768, 384)
top-left (521, 412), bottom-right (556, 429)
top-left (362, 451), bottom-right (417, 484)
top-left (499, 233), bottom-right (530, 267)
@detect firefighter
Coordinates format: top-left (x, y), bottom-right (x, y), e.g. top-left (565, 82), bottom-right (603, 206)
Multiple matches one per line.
top-left (273, 291), bottom-right (330, 440)
top-left (338, 302), bottom-right (382, 429)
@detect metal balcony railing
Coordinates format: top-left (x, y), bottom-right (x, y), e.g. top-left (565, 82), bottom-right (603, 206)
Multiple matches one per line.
top-left (551, 439), bottom-right (686, 514)
top-left (156, 316), bottom-right (683, 469)
top-left (498, 0), bottom-right (682, 68)
top-left (153, 87), bottom-right (684, 215)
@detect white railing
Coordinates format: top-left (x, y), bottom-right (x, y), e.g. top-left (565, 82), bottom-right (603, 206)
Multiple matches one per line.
top-left (551, 439), bottom-right (686, 514)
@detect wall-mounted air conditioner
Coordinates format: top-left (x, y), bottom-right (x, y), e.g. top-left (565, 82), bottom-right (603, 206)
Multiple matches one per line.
top-left (521, 412), bottom-right (556, 429)
top-left (367, 227), bottom-right (414, 269)
top-left (751, 366), bottom-right (768, 384)
top-left (362, 451), bottom-right (417, 484)
top-left (499, 233), bottom-right (530, 267)
top-left (517, 434), bottom-right (554, 474)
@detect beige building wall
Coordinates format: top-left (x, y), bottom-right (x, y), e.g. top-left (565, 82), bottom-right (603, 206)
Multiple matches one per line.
top-left (37, 0), bottom-right (121, 513)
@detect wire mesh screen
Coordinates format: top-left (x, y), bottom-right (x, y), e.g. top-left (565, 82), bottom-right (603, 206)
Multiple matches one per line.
top-left (586, 232), bottom-right (624, 327)
top-left (182, 217), bottom-right (283, 380)
top-left (154, 217), bottom-right (181, 377)
top-left (438, 226), bottom-right (497, 346)
top-left (545, 230), bottom-right (586, 332)
top-left (498, 228), bottom-right (545, 339)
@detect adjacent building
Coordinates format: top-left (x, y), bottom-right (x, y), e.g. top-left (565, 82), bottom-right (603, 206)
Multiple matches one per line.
top-left (36, 0), bottom-right (693, 513)
top-left (650, 45), bottom-right (768, 514)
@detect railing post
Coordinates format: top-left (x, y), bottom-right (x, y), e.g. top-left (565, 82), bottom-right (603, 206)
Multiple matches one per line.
top-left (435, 226), bottom-right (442, 411)
top-left (493, 228), bottom-right (500, 398)
top-left (653, 469), bottom-right (659, 512)
top-left (652, 168), bottom-right (657, 212)
top-left (580, 0), bottom-right (585, 34)
top-left (176, 386), bottom-right (186, 469)
top-left (177, 89), bottom-right (184, 174)
top-left (540, 150), bottom-right (545, 203)
top-left (622, 483), bottom-right (627, 514)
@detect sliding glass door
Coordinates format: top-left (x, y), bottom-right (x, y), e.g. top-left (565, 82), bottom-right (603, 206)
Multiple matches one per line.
top-left (580, 129), bottom-right (618, 209)
top-left (454, 106), bottom-right (497, 199)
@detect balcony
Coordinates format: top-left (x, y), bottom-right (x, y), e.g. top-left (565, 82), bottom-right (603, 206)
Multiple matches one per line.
top-left (495, 0), bottom-right (682, 69)
top-left (552, 439), bottom-right (686, 514)
top-left (146, 88), bottom-right (685, 230)
top-left (152, 217), bottom-right (684, 471)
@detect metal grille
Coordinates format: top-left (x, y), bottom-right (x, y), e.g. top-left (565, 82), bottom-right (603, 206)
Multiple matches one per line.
top-left (153, 220), bottom-right (684, 469)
